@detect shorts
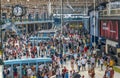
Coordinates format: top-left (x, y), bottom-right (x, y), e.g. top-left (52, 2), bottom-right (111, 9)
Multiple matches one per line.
top-left (101, 64), bottom-right (103, 66)
top-left (82, 64), bottom-right (85, 67)
top-left (92, 63), bottom-right (94, 65)
top-left (14, 72), bottom-right (17, 76)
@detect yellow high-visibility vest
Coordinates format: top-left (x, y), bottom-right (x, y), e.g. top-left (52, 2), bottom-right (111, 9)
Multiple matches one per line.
top-left (109, 60), bottom-right (114, 66)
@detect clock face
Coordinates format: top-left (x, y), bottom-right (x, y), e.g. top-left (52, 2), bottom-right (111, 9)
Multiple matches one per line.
top-left (13, 5), bottom-right (23, 17)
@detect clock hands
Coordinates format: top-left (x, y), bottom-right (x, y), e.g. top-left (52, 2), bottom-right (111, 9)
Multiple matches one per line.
top-left (13, 5), bottom-right (24, 16)
top-left (17, 7), bottom-right (19, 14)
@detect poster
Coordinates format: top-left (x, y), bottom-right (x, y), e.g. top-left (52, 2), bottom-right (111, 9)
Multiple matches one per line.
top-left (100, 20), bottom-right (119, 41)
top-left (90, 11), bottom-right (99, 36)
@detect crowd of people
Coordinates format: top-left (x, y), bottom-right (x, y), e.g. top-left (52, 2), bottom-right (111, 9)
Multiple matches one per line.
top-left (3, 26), bottom-right (116, 78)
top-left (3, 34), bottom-right (27, 60)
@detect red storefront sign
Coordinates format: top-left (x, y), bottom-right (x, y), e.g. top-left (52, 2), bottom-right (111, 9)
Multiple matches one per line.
top-left (100, 20), bottom-right (118, 41)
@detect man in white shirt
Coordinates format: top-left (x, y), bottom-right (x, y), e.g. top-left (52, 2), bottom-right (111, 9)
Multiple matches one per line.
top-left (81, 58), bottom-right (87, 71)
top-left (91, 56), bottom-right (95, 68)
top-left (74, 53), bottom-right (77, 60)
top-left (56, 68), bottom-right (60, 78)
top-left (7, 67), bottom-right (11, 78)
top-left (36, 46), bottom-right (40, 57)
top-left (39, 64), bottom-right (43, 71)
top-left (27, 67), bottom-right (32, 78)
top-left (77, 58), bottom-right (81, 72)
top-left (100, 57), bottom-right (104, 70)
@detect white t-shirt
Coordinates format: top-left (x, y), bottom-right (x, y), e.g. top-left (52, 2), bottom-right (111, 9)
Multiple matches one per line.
top-left (39, 65), bottom-right (43, 71)
top-left (91, 57), bottom-right (95, 63)
top-left (77, 60), bottom-right (81, 66)
top-left (27, 68), bottom-right (32, 76)
top-left (81, 59), bottom-right (86, 64)
top-left (100, 58), bottom-right (104, 64)
top-left (3, 69), bottom-right (7, 75)
top-left (44, 75), bottom-right (48, 78)
top-left (74, 53), bottom-right (77, 59)
top-left (84, 54), bottom-right (87, 57)
top-left (56, 69), bottom-right (60, 75)
top-left (49, 66), bottom-right (52, 70)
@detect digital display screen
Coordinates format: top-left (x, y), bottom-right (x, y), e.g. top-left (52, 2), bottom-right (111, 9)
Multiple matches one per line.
top-left (100, 20), bottom-right (119, 41)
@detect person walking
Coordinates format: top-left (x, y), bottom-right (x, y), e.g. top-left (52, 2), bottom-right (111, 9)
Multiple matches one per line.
top-left (71, 58), bottom-right (75, 71)
top-left (97, 57), bottom-right (100, 68)
top-left (103, 65), bottom-right (110, 78)
top-left (109, 59), bottom-right (114, 67)
top-left (88, 67), bottom-right (95, 78)
top-left (65, 70), bottom-right (69, 78)
top-left (22, 66), bottom-right (27, 78)
top-left (56, 68), bottom-right (60, 78)
top-left (3, 67), bottom-right (7, 78)
top-left (77, 58), bottom-right (81, 72)
top-left (109, 66), bottom-right (114, 78)
top-left (27, 66), bottom-right (32, 78)
top-left (69, 70), bottom-right (73, 78)
top-left (13, 65), bottom-right (18, 78)
top-left (87, 57), bottom-right (91, 70)
top-left (81, 58), bottom-right (87, 71)
top-left (91, 56), bottom-right (95, 68)
top-left (100, 57), bottom-right (104, 71)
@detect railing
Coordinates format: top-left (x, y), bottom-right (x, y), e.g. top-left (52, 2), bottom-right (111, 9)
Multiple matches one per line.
top-left (99, 8), bottom-right (120, 16)
top-left (2, 18), bottom-right (53, 24)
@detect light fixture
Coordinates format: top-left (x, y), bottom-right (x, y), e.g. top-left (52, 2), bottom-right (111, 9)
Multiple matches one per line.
top-left (7, 0), bottom-right (10, 2)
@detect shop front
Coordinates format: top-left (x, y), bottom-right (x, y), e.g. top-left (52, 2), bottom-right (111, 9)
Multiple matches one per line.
top-left (106, 40), bottom-right (118, 65)
top-left (99, 17), bottom-right (120, 65)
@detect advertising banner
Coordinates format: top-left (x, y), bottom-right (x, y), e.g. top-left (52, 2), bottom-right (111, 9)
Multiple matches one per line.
top-left (83, 18), bottom-right (89, 32)
top-left (90, 11), bottom-right (99, 36)
top-left (100, 20), bottom-right (119, 41)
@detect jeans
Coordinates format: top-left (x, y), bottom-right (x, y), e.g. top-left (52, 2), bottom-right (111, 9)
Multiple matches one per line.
top-left (78, 65), bottom-right (81, 71)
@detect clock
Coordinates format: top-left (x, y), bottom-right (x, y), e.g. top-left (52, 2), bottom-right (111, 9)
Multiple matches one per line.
top-left (12, 5), bottom-right (26, 17)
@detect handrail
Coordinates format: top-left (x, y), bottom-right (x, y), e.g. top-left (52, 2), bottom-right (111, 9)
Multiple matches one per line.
top-left (2, 19), bottom-right (54, 25)
top-left (4, 58), bottom-right (52, 65)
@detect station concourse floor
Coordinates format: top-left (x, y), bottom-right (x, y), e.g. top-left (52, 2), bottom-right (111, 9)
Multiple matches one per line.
top-left (0, 61), bottom-right (120, 78)
top-left (51, 61), bottom-right (120, 78)
top-left (0, 65), bottom-right (3, 78)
